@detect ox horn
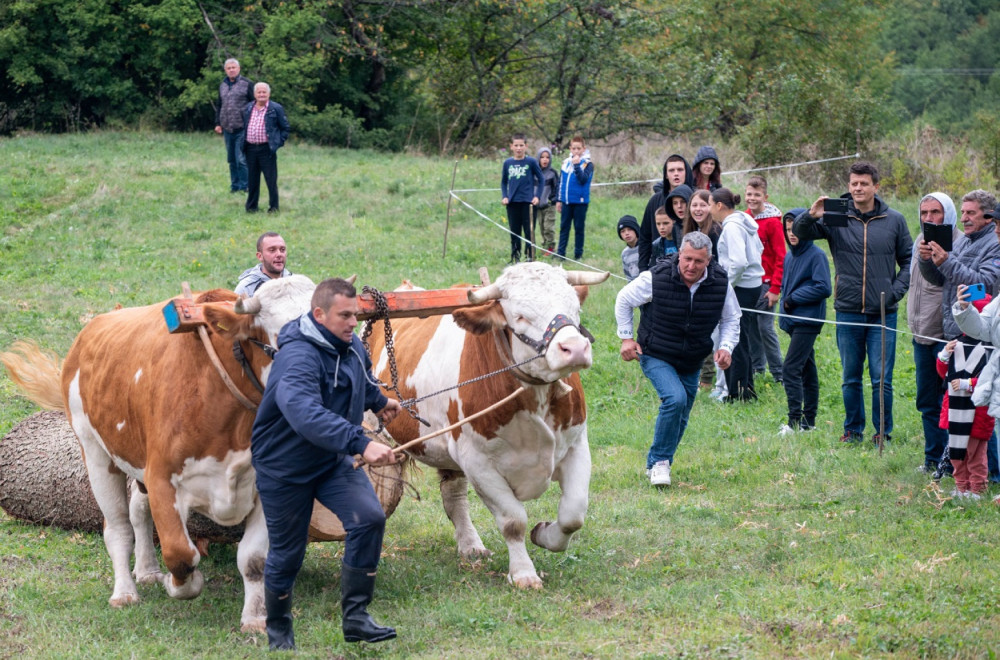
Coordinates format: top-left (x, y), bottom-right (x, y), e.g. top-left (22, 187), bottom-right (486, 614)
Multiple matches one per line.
top-left (234, 295), bottom-right (262, 315)
top-left (346, 274), bottom-right (357, 285)
top-left (468, 283), bottom-right (502, 304)
top-left (565, 270), bottom-right (610, 285)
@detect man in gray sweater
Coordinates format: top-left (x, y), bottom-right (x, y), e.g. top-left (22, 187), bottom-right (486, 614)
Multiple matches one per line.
top-left (918, 189), bottom-right (1000, 340)
top-left (214, 58), bottom-right (255, 193)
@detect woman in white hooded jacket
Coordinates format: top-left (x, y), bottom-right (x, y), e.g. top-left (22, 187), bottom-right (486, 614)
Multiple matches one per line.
top-left (712, 187), bottom-right (765, 401)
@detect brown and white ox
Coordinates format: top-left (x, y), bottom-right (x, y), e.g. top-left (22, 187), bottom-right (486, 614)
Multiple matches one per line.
top-left (367, 262), bottom-right (608, 588)
top-left (0, 275), bottom-right (316, 631)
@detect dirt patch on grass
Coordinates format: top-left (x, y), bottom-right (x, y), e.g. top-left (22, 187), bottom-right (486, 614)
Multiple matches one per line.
top-left (579, 597), bottom-right (629, 621)
top-left (742, 615), bottom-right (854, 651)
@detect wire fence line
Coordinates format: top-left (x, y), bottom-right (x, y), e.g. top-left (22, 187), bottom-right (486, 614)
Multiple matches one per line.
top-left (449, 166), bottom-right (971, 349)
top-left (451, 152), bottom-right (861, 194)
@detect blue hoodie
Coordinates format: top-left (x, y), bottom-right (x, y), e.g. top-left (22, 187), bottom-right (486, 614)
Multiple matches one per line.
top-left (779, 208), bottom-right (832, 333)
top-left (557, 148), bottom-right (594, 204)
top-left (251, 312), bottom-right (388, 484)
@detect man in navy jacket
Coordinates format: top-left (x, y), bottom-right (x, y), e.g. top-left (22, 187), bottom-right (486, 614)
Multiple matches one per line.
top-left (794, 161), bottom-right (912, 444)
top-left (252, 278), bottom-right (401, 649)
top-left (241, 82), bottom-right (291, 213)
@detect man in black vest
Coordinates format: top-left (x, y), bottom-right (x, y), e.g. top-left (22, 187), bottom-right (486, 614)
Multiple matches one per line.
top-left (615, 231), bottom-right (741, 486)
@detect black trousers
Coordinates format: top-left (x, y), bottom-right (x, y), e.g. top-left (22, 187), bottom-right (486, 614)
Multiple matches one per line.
top-left (245, 143), bottom-right (279, 212)
top-left (726, 284), bottom-right (762, 401)
top-left (506, 202), bottom-right (534, 260)
top-left (782, 326), bottom-right (821, 427)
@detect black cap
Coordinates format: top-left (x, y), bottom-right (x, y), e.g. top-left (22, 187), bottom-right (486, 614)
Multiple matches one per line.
top-left (986, 203), bottom-right (1000, 220)
top-left (617, 215), bottom-right (640, 239)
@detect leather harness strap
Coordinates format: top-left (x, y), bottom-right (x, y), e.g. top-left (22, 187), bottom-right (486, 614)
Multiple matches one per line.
top-left (232, 339), bottom-right (275, 394)
top-left (197, 325), bottom-right (259, 411)
top-left (179, 282), bottom-right (260, 411)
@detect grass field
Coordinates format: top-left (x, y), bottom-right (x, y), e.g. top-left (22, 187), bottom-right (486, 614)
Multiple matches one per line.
top-left (1, 132), bottom-right (999, 659)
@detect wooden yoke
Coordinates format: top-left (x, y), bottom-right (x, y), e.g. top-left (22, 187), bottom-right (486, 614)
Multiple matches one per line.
top-left (163, 285), bottom-right (482, 334)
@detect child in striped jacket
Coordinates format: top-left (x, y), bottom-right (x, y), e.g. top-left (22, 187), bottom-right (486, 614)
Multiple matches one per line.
top-left (937, 294), bottom-right (994, 500)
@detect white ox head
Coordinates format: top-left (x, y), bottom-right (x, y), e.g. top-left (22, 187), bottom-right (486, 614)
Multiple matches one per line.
top-left (234, 274), bottom-right (317, 345)
top-left (459, 262), bottom-right (609, 383)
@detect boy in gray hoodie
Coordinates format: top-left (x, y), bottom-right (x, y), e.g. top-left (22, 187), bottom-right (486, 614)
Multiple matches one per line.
top-left (534, 146), bottom-right (560, 255)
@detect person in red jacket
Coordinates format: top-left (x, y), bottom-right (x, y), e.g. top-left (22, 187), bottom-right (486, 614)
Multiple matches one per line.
top-left (744, 175), bottom-right (785, 383)
top-left (936, 294), bottom-right (994, 500)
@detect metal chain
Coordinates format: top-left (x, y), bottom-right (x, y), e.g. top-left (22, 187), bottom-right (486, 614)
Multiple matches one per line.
top-left (358, 285), bottom-right (546, 434)
top-left (360, 285), bottom-right (423, 430)
top-left (398, 350), bottom-right (544, 410)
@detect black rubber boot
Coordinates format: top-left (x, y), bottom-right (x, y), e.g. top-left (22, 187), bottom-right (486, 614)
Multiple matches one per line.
top-left (265, 588), bottom-right (295, 651)
top-left (341, 564), bottom-right (396, 643)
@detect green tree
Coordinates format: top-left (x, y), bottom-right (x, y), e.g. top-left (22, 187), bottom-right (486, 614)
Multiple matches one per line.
top-left (0, 0), bottom-right (206, 132)
top-left (882, 0), bottom-right (1000, 133)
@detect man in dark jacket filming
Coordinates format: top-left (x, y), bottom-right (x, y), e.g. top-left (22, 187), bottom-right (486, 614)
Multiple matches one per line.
top-left (251, 277), bottom-right (401, 650)
top-left (794, 161), bottom-right (912, 444)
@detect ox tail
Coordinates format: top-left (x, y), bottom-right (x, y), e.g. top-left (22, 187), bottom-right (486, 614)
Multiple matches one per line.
top-left (0, 340), bottom-right (65, 411)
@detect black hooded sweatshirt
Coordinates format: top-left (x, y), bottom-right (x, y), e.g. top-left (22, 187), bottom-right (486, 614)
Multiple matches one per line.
top-left (639, 154), bottom-right (693, 271)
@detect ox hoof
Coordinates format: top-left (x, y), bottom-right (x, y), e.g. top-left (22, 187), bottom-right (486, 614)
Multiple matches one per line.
top-left (459, 546), bottom-right (492, 560)
top-left (109, 592), bottom-right (140, 608)
top-left (507, 573), bottom-right (543, 590)
top-left (240, 618), bottom-right (267, 634)
top-left (162, 569), bottom-right (205, 600)
top-left (134, 571), bottom-right (163, 586)
top-left (529, 521), bottom-right (550, 548)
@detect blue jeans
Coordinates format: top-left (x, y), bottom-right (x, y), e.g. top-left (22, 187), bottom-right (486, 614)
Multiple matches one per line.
top-left (913, 340), bottom-right (947, 464)
top-left (639, 354), bottom-right (701, 469)
top-left (835, 311), bottom-right (897, 436)
top-left (223, 129), bottom-right (248, 191)
top-left (747, 289), bottom-right (783, 380)
top-left (989, 425), bottom-right (1000, 481)
top-left (557, 203), bottom-right (588, 259)
top-left (256, 455), bottom-right (386, 594)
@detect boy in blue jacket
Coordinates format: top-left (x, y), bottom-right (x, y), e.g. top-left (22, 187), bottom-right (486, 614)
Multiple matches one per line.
top-left (556, 135), bottom-right (595, 260)
top-left (501, 133), bottom-right (544, 262)
top-left (251, 278), bottom-right (401, 649)
top-left (779, 209), bottom-right (832, 433)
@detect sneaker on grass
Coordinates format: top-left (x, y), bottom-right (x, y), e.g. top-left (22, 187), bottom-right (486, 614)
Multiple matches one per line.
top-left (933, 459), bottom-right (954, 481)
top-left (778, 424), bottom-right (795, 437)
top-left (839, 431), bottom-right (863, 443)
top-left (649, 460), bottom-right (671, 486)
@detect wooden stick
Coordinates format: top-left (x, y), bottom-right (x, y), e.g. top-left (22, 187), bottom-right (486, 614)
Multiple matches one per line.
top-left (355, 386), bottom-right (526, 468)
top-left (442, 160), bottom-right (459, 258)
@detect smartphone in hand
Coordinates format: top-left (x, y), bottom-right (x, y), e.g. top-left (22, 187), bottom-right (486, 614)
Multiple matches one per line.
top-left (967, 283), bottom-right (987, 302)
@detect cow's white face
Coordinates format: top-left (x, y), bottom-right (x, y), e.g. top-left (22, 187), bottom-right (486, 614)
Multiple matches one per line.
top-left (252, 275), bottom-right (316, 341)
top-left (495, 263), bottom-right (592, 382)
top-left (251, 275), bottom-right (316, 383)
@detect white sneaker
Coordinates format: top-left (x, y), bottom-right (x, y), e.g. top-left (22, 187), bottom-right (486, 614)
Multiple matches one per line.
top-left (966, 492), bottom-right (983, 501)
top-left (949, 489), bottom-right (964, 498)
top-left (709, 388), bottom-right (726, 402)
top-left (649, 460), bottom-right (671, 486)
top-left (778, 424), bottom-right (795, 436)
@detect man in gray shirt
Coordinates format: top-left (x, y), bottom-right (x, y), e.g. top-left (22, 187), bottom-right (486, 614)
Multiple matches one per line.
top-left (236, 232), bottom-right (292, 297)
top-left (214, 58), bottom-right (254, 193)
